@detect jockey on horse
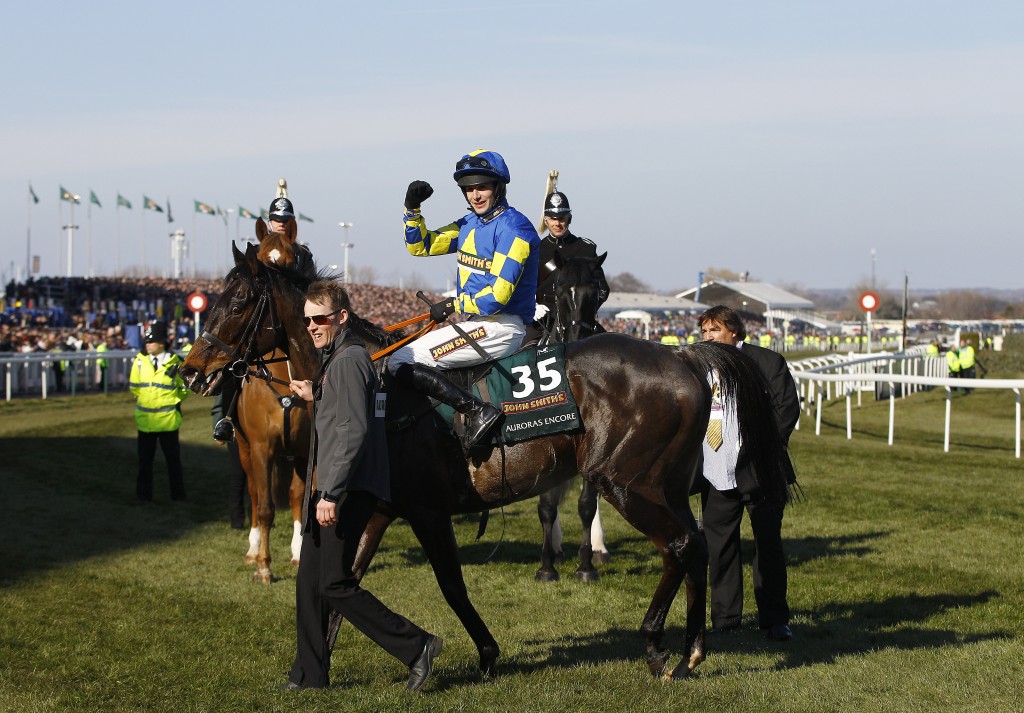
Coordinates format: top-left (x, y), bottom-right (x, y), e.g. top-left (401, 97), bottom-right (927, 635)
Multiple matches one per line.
top-left (392, 149), bottom-right (542, 453)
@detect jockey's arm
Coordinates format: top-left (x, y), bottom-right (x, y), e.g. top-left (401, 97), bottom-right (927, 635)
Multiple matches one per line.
top-left (404, 210), bottom-right (462, 257)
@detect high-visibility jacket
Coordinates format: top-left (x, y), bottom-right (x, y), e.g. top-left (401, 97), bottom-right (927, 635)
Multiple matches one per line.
top-left (130, 351), bottom-right (189, 432)
top-left (96, 342), bottom-right (109, 367)
top-left (946, 350), bottom-right (961, 374)
top-left (660, 334), bottom-right (681, 346)
top-left (926, 344), bottom-right (939, 356)
top-left (958, 345), bottom-right (976, 369)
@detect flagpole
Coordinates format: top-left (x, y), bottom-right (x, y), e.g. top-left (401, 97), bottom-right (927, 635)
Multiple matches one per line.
top-left (87, 197), bottom-right (93, 278)
top-left (116, 201), bottom-right (121, 277)
top-left (57, 198), bottom-right (62, 277)
top-left (192, 211), bottom-right (197, 279)
top-left (141, 198), bottom-right (146, 277)
top-left (26, 185), bottom-right (31, 281)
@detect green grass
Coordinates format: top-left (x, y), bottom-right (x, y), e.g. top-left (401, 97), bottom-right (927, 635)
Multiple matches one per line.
top-left (1, 389), bottom-right (1022, 712)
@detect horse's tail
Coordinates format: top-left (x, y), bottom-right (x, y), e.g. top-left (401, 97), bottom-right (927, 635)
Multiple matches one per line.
top-left (674, 342), bottom-right (791, 509)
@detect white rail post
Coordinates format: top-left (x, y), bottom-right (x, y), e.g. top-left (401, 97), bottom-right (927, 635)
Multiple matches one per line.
top-left (1015, 388), bottom-right (1021, 460)
top-left (944, 386), bottom-right (952, 453)
top-left (815, 381), bottom-right (823, 436)
top-left (846, 387), bottom-right (853, 440)
top-left (888, 376), bottom-right (896, 446)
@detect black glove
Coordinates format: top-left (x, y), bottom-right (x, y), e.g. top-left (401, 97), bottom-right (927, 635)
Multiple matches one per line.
top-left (166, 363), bottom-right (179, 380)
top-left (430, 297), bottom-right (456, 323)
top-left (404, 180), bottom-right (434, 210)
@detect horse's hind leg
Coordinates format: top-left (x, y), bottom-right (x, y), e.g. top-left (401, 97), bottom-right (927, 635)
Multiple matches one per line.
top-left (590, 489), bottom-right (610, 565)
top-left (536, 488), bottom-right (561, 581)
top-left (408, 511), bottom-right (500, 677)
top-left (603, 493), bottom-right (706, 679)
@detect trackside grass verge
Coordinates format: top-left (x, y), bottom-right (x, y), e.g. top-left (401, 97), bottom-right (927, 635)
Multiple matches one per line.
top-left (0, 390), bottom-right (1021, 712)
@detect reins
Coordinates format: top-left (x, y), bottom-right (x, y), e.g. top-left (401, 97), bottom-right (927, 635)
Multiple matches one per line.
top-left (370, 313), bottom-right (438, 362)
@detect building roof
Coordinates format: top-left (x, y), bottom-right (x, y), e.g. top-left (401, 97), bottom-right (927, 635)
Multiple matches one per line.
top-left (599, 291), bottom-right (707, 314)
top-left (675, 280), bottom-right (814, 311)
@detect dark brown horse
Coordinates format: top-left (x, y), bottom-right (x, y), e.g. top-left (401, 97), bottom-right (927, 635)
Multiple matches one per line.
top-left (536, 251), bottom-right (609, 582)
top-left (180, 241), bottom-right (790, 680)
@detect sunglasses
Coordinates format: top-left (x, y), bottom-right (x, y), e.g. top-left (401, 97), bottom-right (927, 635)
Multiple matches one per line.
top-left (302, 309), bottom-right (341, 327)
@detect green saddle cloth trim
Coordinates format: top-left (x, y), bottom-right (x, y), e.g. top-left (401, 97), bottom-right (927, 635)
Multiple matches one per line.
top-left (435, 343), bottom-right (582, 445)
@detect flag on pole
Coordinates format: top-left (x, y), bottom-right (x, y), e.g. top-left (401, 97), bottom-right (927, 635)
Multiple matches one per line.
top-left (194, 200), bottom-right (215, 215)
top-left (90, 190), bottom-right (102, 208)
top-left (143, 196), bottom-right (163, 212)
top-left (167, 199), bottom-right (173, 223)
top-left (216, 204), bottom-right (228, 224)
top-left (260, 208), bottom-right (270, 220)
top-left (60, 186), bottom-right (81, 203)
top-left (238, 206), bottom-right (255, 219)
top-left (298, 213), bottom-right (314, 223)
top-left (29, 184), bottom-right (39, 204)
top-left (117, 193), bottom-right (132, 209)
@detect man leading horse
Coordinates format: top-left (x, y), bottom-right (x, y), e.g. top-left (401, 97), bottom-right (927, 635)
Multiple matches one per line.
top-left (392, 149), bottom-right (541, 452)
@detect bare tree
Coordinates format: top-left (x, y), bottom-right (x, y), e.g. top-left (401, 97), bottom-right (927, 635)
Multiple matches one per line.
top-left (607, 272), bottom-right (651, 293)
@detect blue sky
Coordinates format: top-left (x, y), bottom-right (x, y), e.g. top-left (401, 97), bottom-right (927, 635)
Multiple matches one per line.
top-left (3, 1), bottom-right (1022, 293)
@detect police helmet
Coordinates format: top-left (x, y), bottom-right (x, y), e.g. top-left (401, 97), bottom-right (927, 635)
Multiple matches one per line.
top-left (144, 321), bottom-right (169, 343)
top-left (453, 149), bottom-right (511, 187)
top-left (544, 191), bottom-right (571, 218)
top-left (268, 197), bottom-right (295, 221)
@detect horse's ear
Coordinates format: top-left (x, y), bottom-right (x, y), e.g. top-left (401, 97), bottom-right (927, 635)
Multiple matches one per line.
top-left (284, 219), bottom-right (297, 244)
top-left (255, 218), bottom-right (268, 243)
top-left (596, 252), bottom-right (608, 267)
top-left (244, 241), bottom-right (262, 273)
top-left (232, 241), bottom-right (245, 265)
top-left (553, 252), bottom-right (566, 268)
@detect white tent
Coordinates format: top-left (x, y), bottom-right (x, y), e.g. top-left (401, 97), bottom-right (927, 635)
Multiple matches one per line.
top-left (614, 310), bottom-right (652, 340)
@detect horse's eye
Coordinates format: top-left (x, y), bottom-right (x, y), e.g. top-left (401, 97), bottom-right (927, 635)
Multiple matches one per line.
top-left (230, 304), bottom-right (244, 315)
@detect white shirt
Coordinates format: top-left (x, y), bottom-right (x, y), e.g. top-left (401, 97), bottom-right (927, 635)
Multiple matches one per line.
top-left (702, 371), bottom-right (740, 491)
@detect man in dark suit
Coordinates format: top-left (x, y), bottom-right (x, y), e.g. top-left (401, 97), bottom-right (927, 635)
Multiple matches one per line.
top-left (695, 305), bottom-right (799, 641)
top-left (282, 279), bottom-right (442, 691)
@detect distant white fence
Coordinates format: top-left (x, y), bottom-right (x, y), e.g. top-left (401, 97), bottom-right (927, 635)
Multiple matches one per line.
top-left (0, 350), bottom-right (137, 401)
top-left (790, 350), bottom-right (1023, 458)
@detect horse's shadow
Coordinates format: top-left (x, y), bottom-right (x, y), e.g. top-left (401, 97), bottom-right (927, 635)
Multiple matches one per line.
top-left (512, 589), bottom-right (1007, 677)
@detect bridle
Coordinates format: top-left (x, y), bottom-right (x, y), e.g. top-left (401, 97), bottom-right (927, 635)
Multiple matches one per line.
top-left (200, 271), bottom-right (293, 387)
top-left (554, 278), bottom-right (598, 343)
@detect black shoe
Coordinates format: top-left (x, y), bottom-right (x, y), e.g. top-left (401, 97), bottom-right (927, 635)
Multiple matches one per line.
top-left (766, 623), bottom-right (792, 641)
top-left (406, 635), bottom-right (442, 692)
top-left (213, 418), bottom-right (235, 443)
top-left (461, 403), bottom-right (503, 451)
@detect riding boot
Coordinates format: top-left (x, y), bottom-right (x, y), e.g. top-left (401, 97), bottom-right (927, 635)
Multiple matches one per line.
top-left (396, 363), bottom-right (503, 452)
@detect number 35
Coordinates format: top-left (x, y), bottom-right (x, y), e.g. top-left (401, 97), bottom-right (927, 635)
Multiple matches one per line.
top-left (511, 357), bottom-right (562, 398)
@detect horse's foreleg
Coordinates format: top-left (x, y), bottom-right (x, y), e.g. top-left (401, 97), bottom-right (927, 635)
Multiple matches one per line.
top-left (575, 479), bottom-right (600, 581)
top-left (288, 469), bottom-right (305, 566)
top-left (536, 489), bottom-right (561, 582)
top-left (408, 511), bottom-right (500, 677)
top-left (252, 455), bottom-right (275, 584)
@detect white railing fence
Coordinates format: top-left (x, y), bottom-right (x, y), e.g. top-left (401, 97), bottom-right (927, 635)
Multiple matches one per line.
top-left (0, 350), bottom-right (138, 401)
top-left (790, 350), bottom-right (1023, 458)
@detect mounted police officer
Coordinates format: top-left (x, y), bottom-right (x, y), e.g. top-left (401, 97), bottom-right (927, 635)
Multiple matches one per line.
top-left (535, 189), bottom-right (609, 331)
top-left (393, 149), bottom-right (542, 452)
top-left (130, 321), bottom-right (190, 501)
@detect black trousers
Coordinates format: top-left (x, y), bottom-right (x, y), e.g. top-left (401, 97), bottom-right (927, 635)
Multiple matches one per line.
top-left (701, 486), bottom-right (789, 629)
top-left (137, 430), bottom-right (185, 501)
top-left (288, 490), bottom-right (428, 689)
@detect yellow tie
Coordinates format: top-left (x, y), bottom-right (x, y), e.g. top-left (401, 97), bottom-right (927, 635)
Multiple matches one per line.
top-left (705, 419), bottom-right (723, 451)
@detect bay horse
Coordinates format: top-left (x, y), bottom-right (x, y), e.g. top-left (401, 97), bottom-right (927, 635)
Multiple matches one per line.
top-left (536, 251), bottom-right (610, 583)
top-left (227, 218), bottom-right (315, 583)
top-left (180, 241), bottom-right (791, 681)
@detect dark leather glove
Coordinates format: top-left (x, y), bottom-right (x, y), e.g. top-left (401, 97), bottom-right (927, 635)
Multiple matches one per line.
top-left (213, 417), bottom-right (235, 443)
top-left (165, 363), bottom-right (179, 380)
top-left (404, 180), bottom-right (434, 210)
top-left (430, 297), bottom-right (456, 323)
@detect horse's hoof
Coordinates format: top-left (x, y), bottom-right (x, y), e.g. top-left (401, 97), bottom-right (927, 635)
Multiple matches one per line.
top-left (252, 569), bottom-right (272, 584)
top-left (479, 646), bottom-right (499, 678)
top-left (592, 550), bottom-right (611, 566)
top-left (647, 650), bottom-right (670, 678)
top-left (535, 568), bottom-right (559, 582)
top-left (575, 568), bottom-right (599, 582)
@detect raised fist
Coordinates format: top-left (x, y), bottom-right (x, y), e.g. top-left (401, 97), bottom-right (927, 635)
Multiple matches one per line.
top-left (404, 180), bottom-right (434, 210)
